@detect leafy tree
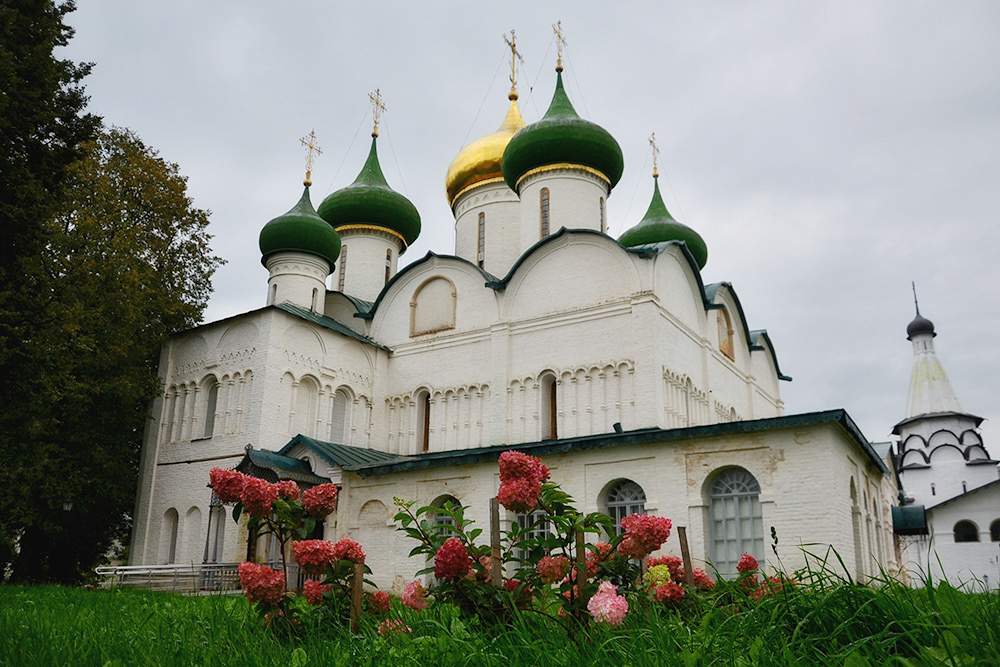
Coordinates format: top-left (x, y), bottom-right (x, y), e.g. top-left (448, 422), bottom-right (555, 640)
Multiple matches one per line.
top-left (0, 0), bottom-right (100, 580)
top-left (0, 126), bottom-right (224, 583)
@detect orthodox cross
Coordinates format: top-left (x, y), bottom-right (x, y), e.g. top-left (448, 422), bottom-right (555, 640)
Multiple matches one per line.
top-left (503, 29), bottom-right (524, 100)
top-left (369, 89), bottom-right (386, 138)
top-left (649, 133), bottom-right (660, 178)
top-left (299, 129), bottom-right (322, 186)
top-left (553, 21), bottom-right (566, 72)
top-left (912, 281), bottom-right (921, 316)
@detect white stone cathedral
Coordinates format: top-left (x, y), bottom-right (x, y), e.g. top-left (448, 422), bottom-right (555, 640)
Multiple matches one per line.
top-left (129, 50), bottom-right (900, 590)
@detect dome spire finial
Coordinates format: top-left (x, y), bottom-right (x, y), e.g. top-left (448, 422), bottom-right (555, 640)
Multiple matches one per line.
top-left (299, 129), bottom-right (322, 187)
top-left (912, 281), bottom-right (921, 316)
top-left (369, 89), bottom-right (386, 138)
top-left (553, 20), bottom-right (566, 72)
top-left (649, 132), bottom-right (660, 179)
top-left (503, 29), bottom-right (524, 101)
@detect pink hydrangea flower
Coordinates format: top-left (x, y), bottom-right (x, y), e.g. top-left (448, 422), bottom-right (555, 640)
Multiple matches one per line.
top-left (237, 562), bottom-right (285, 606)
top-left (303, 483), bottom-right (338, 518)
top-left (291, 539), bottom-right (337, 574)
top-left (275, 480), bottom-right (300, 501)
top-left (619, 514), bottom-right (672, 558)
top-left (653, 579), bottom-right (685, 603)
top-left (377, 619), bottom-right (412, 635)
top-left (302, 578), bottom-right (331, 605)
top-left (476, 555), bottom-right (493, 582)
top-left (240, 477), bottom-right (279, 518)
top-left (737, 553), bottom-right (758, 573)
top-left (692, 568), bottom-right (715, 590)
top-left (751, 576), bottom-right (790, 600)
top-left (496, 451), bottom-right (550, 513)
top-left (209, 468), bottom-right (245, 504)
top-left (537, 555), bottom-right (572, 585)
top-left (587, 580), bottom-right (629, 626)
top-left (331, 536), bottom-right (366, 564)
top-left (369, 590), bottom-right (391, 613)
top-left (434, 537), bottom-right (472, 580)
top-left (401, 581), bottom-right (428, 610)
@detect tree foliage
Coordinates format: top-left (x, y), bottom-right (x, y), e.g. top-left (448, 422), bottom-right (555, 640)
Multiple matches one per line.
top-left (0, 12), bottom-right (224, 582)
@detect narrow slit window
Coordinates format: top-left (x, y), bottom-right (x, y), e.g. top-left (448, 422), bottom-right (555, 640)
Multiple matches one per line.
top-left (540, 188), bottom-right (550, 238)
top-left (338, 246), bottom-right (348, 292)
top-left (477, 213), bottom-right (485, 268)
top-left (600, 197), bottom-right (606, 233)
top-left (385, 249), bottom-right (392, 284)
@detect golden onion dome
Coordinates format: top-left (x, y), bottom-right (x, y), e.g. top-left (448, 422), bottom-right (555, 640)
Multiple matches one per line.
top-left (445, 96), bottom-right (525, 206)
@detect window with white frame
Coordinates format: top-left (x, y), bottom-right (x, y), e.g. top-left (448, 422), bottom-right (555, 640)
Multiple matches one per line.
top-left (709, 468), bottom-right (764, 576)
top-left (513, 510), bottom-right (550, 562)
top-left (605, 479), bottom-right (646, 536)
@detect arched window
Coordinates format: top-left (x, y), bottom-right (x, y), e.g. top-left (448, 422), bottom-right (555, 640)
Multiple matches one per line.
top-left (990, 520), bottom-right (1000, 542)
top-left (162, 508), bottom-right (179, 564)
top-left (605, 480), bottom-right (646, 536)
top-left (717, 310), bottom-right (735, 361)
top-left (269, 283), bottom-right (277, 306)
top-left (311, 287), bottom-right (318, 313)
top-left (513, 509), bottom-right (550, 562)
top-left (540, 374), bottom-right (557, 440)
top-left (954, 520), bottom-right (979, 543)
top-left (432, 496), bottom-right (460, 536)
top-left (540, 188), bottom-right (550, 238)
top-left (709, 468), bottom-right (763, 576)
top-left (202, 380), bottom-right (219, 439)
top-left (599, 197), bottom-right (606, 234)
top-left (477, 213), bottom-right (486, 268)
top-left (330, 388), bottom-right (349, 444)
top-left (417, 390), bottom-right (431, 453)
top-left (203, 495), bottom-right (226, 564)
top-left (338, 245), bottom-right (348, 292)
top-left (385, 249), bottom-right (393, 284)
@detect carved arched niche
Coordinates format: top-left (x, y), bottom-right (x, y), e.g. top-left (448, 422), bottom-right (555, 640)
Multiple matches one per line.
top-left (410, 276), bottom-right (457, 337)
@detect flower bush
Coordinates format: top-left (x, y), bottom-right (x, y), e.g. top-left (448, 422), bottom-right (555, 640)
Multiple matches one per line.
top-left (238, 562), bottom-right (286, 606)
top-left (587, 581), bottom-right (629, 626)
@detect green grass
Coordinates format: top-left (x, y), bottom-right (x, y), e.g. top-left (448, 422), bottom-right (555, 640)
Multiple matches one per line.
top-left (2, 577), bottom-right (998, 666)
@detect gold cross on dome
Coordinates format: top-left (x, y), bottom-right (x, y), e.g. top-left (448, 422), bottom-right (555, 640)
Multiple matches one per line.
top-left (299, 129), bottom-right (322, 186)
top-left (649, 133), bottom-right (660, 178)
top-left (369, 89), bottom-right (386, 137)
top-left (503, 29), bottom-right (524, 100)
top-left (553, 21), bottom-right (567, 72)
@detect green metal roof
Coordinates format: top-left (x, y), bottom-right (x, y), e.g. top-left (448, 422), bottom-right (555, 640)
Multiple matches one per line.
top-left (278, 434), bottom-right (411, 471)
top-left (236, 446), bottom-right (331, 485)
top-left (275, 302), bottom-right (391, 352)
top-left (502, 71), bottom-right (624, 192)
top-left (259, 185), bottom-right (341, 267)
top-left (317, 136), bottom-right (421, 248)
top-left (351, 408), bottom-right (888, 478)
top-left (619, 177), bottom-right (707, 269)
top-left (891, 505), bottom-right (928, 535)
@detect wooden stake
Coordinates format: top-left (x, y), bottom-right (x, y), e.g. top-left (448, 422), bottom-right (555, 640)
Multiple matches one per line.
top-left (677, 526), bottom-right (695, 586)
top-left (350, 562), bottom-right (364, 633)
top-left (575, 530), bottom-right (589, 605)
top-left (489, 498), bottom-right (502, 587)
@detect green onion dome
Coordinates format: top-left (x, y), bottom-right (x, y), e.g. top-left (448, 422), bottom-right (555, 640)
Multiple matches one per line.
top-left (317, 136), bottom-right (421, 250)
top-left (501, 71), bottom-right (624, 193)
top-left (259, 184), bottom-right (341, 268)
top-left (619, 176), bottom-right (708, 269)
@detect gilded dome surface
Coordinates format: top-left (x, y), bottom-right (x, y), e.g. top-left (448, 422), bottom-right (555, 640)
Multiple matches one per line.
top-left (259, 185), bottom-right (341, 267)
top-left (445, 98), bottom-right (525, 205)
top-left (317, 136), bottom-right (421, 248)
top-left (502, 71), bottom-right (623, 192)
top-left (619, 177), bottom-right (708, 269)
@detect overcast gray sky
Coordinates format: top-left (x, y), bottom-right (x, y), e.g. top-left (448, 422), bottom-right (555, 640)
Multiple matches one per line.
top-left (62, 2), bottom-right (1000, 449)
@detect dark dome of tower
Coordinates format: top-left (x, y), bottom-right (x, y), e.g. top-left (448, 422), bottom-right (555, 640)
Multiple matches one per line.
top-left (259, 185), bottom-right (341, 267)
top-left (619, 176), bottom-right (708, 269)
top-left (501, 71), bottom-right (623, 193)
top-left (906, 314), bottom-right (935, 340)
top-left (318, 136), bottom-right (421, 249)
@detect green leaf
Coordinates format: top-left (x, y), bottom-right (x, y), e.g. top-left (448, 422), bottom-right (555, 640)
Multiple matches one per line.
top-left (289, 647), bottom-right (308, 667)
top-left (232, 504), bottom-right (242, 523)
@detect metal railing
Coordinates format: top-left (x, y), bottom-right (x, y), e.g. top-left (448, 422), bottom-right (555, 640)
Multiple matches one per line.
top-left (94, 562), bottom-right (305, 595)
